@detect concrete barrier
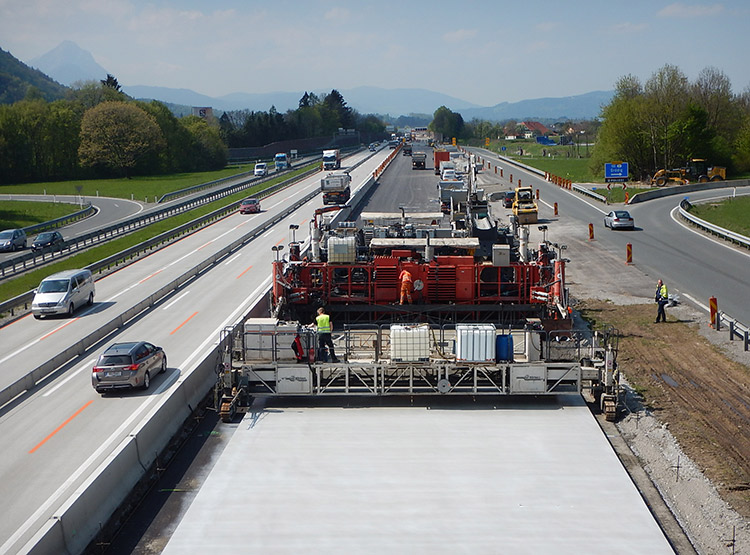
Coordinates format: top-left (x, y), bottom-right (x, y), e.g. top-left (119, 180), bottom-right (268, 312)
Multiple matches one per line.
top-left (16, 151), bottom-right (387, 554)
top-left (628, 178), bottom-right (750, 204)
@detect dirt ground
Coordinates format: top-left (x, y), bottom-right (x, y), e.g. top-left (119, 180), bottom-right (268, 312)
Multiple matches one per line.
top-left (558, 227), bottom-right (750, 554)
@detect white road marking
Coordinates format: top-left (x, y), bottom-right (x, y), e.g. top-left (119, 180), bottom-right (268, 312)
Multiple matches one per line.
top-left (42, 359), bottom-right (96, 397)
top-left (4, 275), bottom-right (274, 554)
top-left (223, 253), bottom-right (242, 265)
top-left (162, 290), bottom-right (190, 310)
top-left (669, 205), bottom-right (750, 260)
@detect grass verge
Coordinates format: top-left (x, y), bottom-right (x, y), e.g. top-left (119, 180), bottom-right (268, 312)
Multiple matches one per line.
top-left (690, 196), bottom-right (750, 237)
top-left (0, 164), bottom-right (255, 201)
top-left (0, 163), bottom-right (318, 304)
top-left (1, 201), bottom-right (83, 229)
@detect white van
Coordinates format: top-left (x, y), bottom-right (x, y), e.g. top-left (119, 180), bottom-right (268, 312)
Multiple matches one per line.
top-left (32, 269), bottom-right (95, 319)
top-left (254, 162), bottom-right (268, 176)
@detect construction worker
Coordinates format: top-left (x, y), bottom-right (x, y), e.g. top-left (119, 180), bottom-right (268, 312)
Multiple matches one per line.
top-left (399, 268), bottom-right (413, 305)
top-left (314, 307), bottom-right (339, 362)
top-left (655, 279), bottom-right (669, 323)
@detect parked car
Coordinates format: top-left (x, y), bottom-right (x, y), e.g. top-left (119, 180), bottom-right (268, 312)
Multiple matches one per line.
top-left (0, 228), bottom-right (27, 252)
top-left (31, 231), bottom-right (64, 251)
top-left (31, 268), bottom-right (95, 318)
top-left (254, 162), bottom-right (268, 176)
top-left (92, 341), bottom-right (167, 393)
top-left (502, 191), bottom-right (515, 209)
top-left (239, 197), bottom-right (261, 214)
top-left (604, 210), bottom-right (635, 230)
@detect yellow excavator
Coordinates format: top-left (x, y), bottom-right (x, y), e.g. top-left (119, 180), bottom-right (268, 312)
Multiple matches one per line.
top-left (651, 158), bottom-right (726, 186)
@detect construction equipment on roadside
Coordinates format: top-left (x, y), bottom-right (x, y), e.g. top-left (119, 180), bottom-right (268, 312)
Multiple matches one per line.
top-left (512, 186), bottom-right (538, 224)
top-left (651, 158), bottom-right (726, 187)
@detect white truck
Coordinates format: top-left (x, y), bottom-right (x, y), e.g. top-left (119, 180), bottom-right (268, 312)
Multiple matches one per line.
top-left (322, 149), bottom-right (341, 170)
top-left (274, 152), bottom-right (290, 171)
top-left (321, 172), bottom-right (352, 205)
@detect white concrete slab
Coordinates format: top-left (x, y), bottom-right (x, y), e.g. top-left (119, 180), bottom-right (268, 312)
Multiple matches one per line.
top-left (164, 396), bottom-right (674, 554)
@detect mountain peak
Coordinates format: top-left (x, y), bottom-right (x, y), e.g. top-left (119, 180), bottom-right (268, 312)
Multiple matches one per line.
top-left (30, 41), bottom-right (108, 86)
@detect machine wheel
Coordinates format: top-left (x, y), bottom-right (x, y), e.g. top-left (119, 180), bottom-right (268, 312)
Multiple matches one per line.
top-left (655, 177), bottom-right (667, 187)
top-left (142, 371), bottom-right (151, 390)
top-left (711, 175), bottom-right (722, 181)
top-left (699, 175), bottom-right (709, 183)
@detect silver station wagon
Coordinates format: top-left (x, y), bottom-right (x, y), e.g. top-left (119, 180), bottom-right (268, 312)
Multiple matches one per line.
top-left (92, 341), bottom-right (167, 394)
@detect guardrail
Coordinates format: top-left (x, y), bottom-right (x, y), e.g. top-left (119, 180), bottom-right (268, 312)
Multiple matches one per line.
top-left (0, 166), bottom-right (322, 319)
top-left (21, 202), bottom-right (95, 235)
top-left (7, 146), bottom-right (391, 554)
top-left (678, 198), bottom-right (750, 250)
top-left (0, 164), bottom-right (320, 280)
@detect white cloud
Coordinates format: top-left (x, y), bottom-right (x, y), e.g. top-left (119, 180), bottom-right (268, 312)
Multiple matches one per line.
top-left (442, 29), bottom-right (478, 43)
top-left (657, 3), bottom-right (724, 18)
top-left (324, 7), bottom-right (351, 21)
top-left (609, 22), bottom-right (648, 34)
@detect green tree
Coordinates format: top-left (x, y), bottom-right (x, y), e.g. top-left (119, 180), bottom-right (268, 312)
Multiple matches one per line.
top-left (100, 74), bottom-right (122, 91)
top-left (429, 106), bottom-right (464, 141)
top-left (78, 101), bottom-right (165, 177)
top-left (182, 115), bottom-right (227, 169)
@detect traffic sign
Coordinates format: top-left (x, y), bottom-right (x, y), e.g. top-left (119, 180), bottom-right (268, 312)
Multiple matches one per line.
top-left (605, 162), bottom-right (629, 182)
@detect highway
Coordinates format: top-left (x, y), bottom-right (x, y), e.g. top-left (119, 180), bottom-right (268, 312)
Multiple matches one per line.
top-left (467, 147), bottom-right (750, 325)
top-left (0, 149), bottom-right (383, 553)
top-left (5, 142), bottom-right (744, 553)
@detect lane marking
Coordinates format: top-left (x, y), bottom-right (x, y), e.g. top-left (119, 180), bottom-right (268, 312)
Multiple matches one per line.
top-left (262, 229), bottom-right (275, 238)
top-left (170, 311), bottom-right (198, 335)
top-left (43, 359), bottom-right (96, 397)
top-left (669, 204), bottom-right (750, 260)
top-left (39, 318), bottom-right (80, 341)
top-left (681, 292), bottom-right (710, 313)
top-left (223, 252), bottom-right (242, 266)
top-left (236, 265), bottom-right (253, 279)
top-left (162, 290), bottom-right (190, 310)
top-left (274, 238), bottom-right (284, 246)
top-left (29, 401), bottom-right (93, 454)
top-left (138, 269), bottom-right (163, 283)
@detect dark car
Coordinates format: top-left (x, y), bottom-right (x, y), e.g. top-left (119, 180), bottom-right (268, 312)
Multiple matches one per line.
top-left (502, 191), bottom-right (515, 209)
top-left (239, 197), bottom-right (261, 214)
top-left (31, 231), bottom-right (64, 251)
top-left (92, 341), bottom-right (167, 394)
top-left (0, 228), bottom-right (27, 252)
top-left (604, 210), bottom-right (635, 230)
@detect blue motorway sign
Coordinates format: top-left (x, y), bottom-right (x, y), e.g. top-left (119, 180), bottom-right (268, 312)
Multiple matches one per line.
top-left (501, 146), bottom-right (506, 151)
top-left (605, 162), bottom-right (629, 182)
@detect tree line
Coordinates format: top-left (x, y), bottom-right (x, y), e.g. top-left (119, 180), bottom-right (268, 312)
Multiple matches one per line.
top-left (592, 64), bottom-right (750, 180)
top-left (219, 89), bottom-right (385, 148)
top-left (0, 81), bottom-right (386, 185)
top-left (0, 76), bottom-right (226, 184)
top-left (429, 64), bottom-right (750, 181)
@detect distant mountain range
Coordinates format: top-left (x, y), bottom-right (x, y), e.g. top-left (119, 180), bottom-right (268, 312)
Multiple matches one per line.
top-left (2, 41), bottom-right (614, 120)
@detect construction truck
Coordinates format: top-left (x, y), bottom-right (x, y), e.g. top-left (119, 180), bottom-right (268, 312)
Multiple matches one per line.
top-left (651, 158), bottom-right (726, 186)
top-left (412, 152), bottom-right (426, 169)
top-left (321, 172), bottom-right (351, 205)
top-left (322, 149), bottom-right (341, 171)
top-left (512, 187), bottom-right (538, 224)
top-left (434, 150), bottom-right (450, 175)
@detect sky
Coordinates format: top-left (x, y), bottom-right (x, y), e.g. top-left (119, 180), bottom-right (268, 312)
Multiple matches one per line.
top-left (1, 0), bottom-right (749, 107)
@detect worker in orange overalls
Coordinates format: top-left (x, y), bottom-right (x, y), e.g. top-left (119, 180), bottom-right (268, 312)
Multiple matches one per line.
top-left (399, 268), bottom-right (413, 305)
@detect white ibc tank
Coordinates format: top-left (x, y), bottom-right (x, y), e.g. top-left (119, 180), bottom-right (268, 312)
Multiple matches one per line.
top-left (327, 236), bottom-right (357, 263)
top-left (390, 324), bottom-right (430, 362)
top-left (456, 324), bottom-right (496, 362)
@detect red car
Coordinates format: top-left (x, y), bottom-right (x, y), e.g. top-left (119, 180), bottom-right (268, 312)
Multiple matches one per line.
top-left (239, 197), bottom-right (261, 214)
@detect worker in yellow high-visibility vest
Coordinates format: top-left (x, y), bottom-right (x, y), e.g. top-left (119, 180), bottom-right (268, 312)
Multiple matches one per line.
top-left (314, 307), bottom-right (339, 362)
top-left (655, 279), bottom-right (669, 323)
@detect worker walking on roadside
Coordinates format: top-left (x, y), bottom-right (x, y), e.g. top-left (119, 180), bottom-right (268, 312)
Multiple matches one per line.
top-left (314, 307), bottom-right (339, 362)
top-left (655, 279), bottom-right (669, 323)
top-left (399, 268), bottom-right (413, 305)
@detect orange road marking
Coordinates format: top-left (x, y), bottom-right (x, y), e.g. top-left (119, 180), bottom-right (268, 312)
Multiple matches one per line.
top-left (170, 311), bottom-right (199, 335)
top-left (139, 269), bottom-right (163, 283)
top-left (29, 400), bottom-right (93, 454)
top-left (236, 265), bottom-right (253, 279)
top-left (274, 238), bottom-right (284, 246)
top-left (39, 318), bottom-right (79, 340)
